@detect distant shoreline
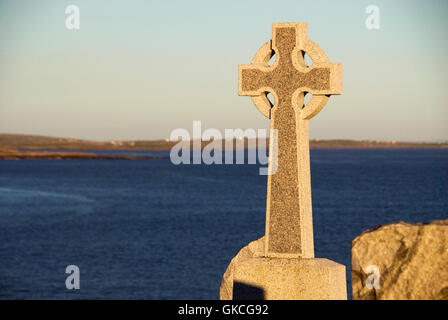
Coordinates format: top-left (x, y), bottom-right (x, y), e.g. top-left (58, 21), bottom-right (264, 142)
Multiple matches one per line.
top-left (0, 149), bottom-right (160, 160)
top-left (0, 134), bottom-right (447, 157)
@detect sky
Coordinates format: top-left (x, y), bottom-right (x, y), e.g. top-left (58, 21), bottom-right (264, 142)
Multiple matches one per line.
top-left (0, 0), bottom-right (447, 142)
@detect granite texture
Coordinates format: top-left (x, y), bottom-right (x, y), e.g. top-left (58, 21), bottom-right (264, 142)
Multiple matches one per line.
top-left (352, 220), bottom-right (448, 300)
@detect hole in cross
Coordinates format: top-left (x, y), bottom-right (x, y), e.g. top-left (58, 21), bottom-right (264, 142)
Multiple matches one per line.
top-left (302, 92), bottom-right (313, 109)
top-left (301, 52), bottom-right (313, 67)
top-left (266, 92), bottom-right (275, 108)
top-left (268, 53), bottom-right (276, 67)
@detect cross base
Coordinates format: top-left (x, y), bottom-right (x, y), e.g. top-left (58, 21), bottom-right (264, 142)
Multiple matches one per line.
top-left (220, 237), bottom-right (347, 300)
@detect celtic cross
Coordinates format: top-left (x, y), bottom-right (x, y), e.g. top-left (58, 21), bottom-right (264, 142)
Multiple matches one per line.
top-left (239, 23), bottom-right (342, 258)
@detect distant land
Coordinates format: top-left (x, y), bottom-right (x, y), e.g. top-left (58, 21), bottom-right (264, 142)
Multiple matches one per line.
top-left (0, 133), bottom-right (447, 160)
top-left (0, 148), bottom-right (157, 160)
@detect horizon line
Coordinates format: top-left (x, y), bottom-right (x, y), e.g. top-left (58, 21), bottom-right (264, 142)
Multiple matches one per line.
top-left (1, 132), bottom-right (447, 145)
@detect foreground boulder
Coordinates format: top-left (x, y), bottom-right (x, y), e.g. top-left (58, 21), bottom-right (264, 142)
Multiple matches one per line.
top-left (220, 237), bottom-right (265, 300)
top-left (352, 220), bottom-right (448, 300)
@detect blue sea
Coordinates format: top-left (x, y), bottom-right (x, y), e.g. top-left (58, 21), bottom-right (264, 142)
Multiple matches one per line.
top-left (0, 149), bottom-right (447, 299)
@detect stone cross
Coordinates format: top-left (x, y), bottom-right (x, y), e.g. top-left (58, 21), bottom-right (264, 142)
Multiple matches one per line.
top-left (239, 23), bottom-right (342, 258)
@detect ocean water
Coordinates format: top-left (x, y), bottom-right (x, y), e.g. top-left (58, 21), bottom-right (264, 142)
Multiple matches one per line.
top-left (0, 149), bottom-right (447, 299)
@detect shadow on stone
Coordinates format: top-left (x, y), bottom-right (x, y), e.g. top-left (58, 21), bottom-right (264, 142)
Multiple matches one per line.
top-left (233, 281), bottom-right (265, 300)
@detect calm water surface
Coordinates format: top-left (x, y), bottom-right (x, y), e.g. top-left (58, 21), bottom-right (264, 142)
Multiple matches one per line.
top-left (0, 149), bottom-right (447, 299)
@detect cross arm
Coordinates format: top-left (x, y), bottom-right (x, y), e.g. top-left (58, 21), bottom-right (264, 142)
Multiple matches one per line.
top-left (238, 65), bottom-right (273, 97)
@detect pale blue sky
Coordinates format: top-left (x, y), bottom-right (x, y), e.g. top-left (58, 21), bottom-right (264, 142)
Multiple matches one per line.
top-left (0, 0), bottom-right (447, 141)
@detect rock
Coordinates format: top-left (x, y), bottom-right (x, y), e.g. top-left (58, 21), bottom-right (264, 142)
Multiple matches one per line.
top-left (220, 237), bottom-right (265, 300)
top-left (352, 220), bottom-right (448, 300)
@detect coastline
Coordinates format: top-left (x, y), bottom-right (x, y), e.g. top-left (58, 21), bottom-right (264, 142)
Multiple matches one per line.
top-left (0, 149), bottom-right (158, 160)
top-left (1, 134), bottom-right (447, 152)
top-left (0, 134), bottom-right (447, 159)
